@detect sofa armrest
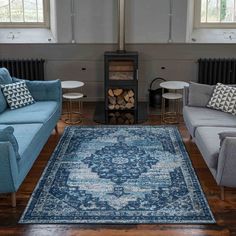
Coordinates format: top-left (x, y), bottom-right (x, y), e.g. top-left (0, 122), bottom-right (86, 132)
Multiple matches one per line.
top-left (0, 142), bottom-right (19, 193)
top-left (26, 80), bottom-right (62, 102)
top-left (183, 86), bottom-right (189, 107)
top-left (216, 137), bottom-right (236, 187)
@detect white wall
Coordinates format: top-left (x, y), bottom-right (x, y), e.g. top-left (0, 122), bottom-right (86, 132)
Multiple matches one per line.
top-left (1, 1), bottom-right (236, 101)
top-left (1, 43), bottom-right (236, 101)
top-left (60, 0), bottom-right (188, 44)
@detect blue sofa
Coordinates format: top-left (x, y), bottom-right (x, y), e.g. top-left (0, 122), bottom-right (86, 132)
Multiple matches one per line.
top-left (0, 68), bottom-right (62, 206)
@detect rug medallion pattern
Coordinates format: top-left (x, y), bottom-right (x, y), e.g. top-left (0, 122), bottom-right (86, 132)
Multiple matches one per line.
top-left (20, 126), bottom-right (215, 224)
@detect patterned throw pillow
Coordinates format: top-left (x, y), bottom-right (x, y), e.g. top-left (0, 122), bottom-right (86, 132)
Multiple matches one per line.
top-left (207, 83), bottom-right (236, 115)
top-left (1, 81), bottom-right (35, 110)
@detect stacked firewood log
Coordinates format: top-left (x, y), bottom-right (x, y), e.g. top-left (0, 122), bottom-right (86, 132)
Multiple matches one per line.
top-left (108, 89), bottom-right (135, 110)
top-left (109, 112), bottom-right (135, 125)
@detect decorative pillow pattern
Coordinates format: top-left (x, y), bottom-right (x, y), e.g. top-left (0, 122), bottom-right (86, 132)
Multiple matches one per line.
top-left (207, 83), bottom-right (236, 115)
top-left (0, 126), bottom-right (20, 160)
top-left (1, 81), bottom-right (35, 110)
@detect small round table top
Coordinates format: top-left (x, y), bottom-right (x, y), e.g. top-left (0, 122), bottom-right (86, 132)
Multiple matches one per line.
top-left (160, 81), bottom-right (189, 90)
top-left (61, 81), bottom-right (84, 89)
top-left (63, 92), bottom-right (84, 99)
top-left (162, 92), bottom-right (183, 100)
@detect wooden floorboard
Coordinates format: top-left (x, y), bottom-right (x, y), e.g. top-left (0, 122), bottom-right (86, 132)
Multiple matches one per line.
top-left (0, 103), bottom-right (235, 236)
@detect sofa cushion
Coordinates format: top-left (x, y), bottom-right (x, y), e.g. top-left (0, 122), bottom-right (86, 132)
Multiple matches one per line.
top-left (183, 106), bottom-right (236, 137)
top-left (188, 82), bottom-right (214, 107)
top-left (219, 131), bottom-right (236, 146)
top-left (0, 89), bottom-right (7, 114)
top-left (1, 81), bottom-right (35, 110)
top-left (0, 126), bottom-right (20, 160)
top-left (0, 68), bottom-right (12, 84)
top-left (0, 68), bottom-right (12, 113)
top-left (0, 101), bottom-right (58, 124)
top-left (207, 83), bottom-right (236, 115)
top-left (195, 127), bottom-right (236, 170)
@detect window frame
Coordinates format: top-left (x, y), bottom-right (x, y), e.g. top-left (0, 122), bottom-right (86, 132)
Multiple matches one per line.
top-left (0, 0), bottom-right (50, 28)
top-left (194, 0), bottom-right (236, 28)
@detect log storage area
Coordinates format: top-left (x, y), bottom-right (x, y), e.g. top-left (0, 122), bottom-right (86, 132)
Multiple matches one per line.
top-left (109, 112), bottom-right (135, 125)
top-left (108, 88), bottom-right (135, 110)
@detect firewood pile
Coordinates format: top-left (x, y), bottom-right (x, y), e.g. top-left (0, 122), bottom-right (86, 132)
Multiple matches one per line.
top-left (109, 72), bottom-right (133, 80)
top-left (109, 112), bottom-right (135, 125)
top-left (108, 89), bottom-right (135, 110)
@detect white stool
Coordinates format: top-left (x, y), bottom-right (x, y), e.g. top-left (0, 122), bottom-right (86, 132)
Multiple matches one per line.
top-left (63, 92), bottom-right (84, 124)
top-left (161, 93), bottom-right (182, 124)
top-left (61, 80), bottom-right (85, 125)
top-left (160, 81), bottom-right (189, 124)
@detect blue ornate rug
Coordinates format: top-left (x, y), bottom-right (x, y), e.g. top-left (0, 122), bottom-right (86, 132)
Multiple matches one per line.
top-left (20, 126), bottom-right (215, 224)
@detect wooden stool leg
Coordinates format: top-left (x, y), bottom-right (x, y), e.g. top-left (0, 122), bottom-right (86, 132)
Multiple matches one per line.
top-left (11, 192), bottom-right (16, 207)
top-left (221, 186), bottom-right (225, 200)
top-left (55, 124), bottom-right (59, 134)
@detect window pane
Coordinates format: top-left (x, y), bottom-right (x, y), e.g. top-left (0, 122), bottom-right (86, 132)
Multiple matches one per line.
top-left (201, 0), bottom-right (207, 22)
top-left (201, 0), bottom-right (236, 23)
top-left (37, 0), bottom-right (44, 22)
top-left (207, 0), bottom-right (220, 22)
top-left (0, 0), bottom-right (10, 22)
top-left (11, 0), bottom-right (24, 22)
top-left (221, 0), bottom-right (234, 22)
top-left (24, 0), bottom-right (38, 22)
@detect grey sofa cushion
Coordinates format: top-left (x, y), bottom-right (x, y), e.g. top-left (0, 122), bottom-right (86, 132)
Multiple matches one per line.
top-left (188, 82), bottom-right (214, 107)
top-left (219, 131), bottom-right (236, 146)
top-left (183, 106), bottom-right (236, 137)
top-left (195, 127), bottom-right (236, 170)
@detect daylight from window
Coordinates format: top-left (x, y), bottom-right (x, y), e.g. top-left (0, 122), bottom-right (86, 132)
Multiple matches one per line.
top-left (0, 0), bottom-right (44, 23)
top-left (201, 0), bottom-right (236, 23)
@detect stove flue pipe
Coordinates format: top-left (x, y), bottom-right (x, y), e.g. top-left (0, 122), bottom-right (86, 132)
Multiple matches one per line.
top-left (117, 0), bottom-right (126, 52)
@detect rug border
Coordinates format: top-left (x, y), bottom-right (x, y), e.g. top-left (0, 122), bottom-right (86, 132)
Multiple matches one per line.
top-left (19, 125), bottom-right (216, 224)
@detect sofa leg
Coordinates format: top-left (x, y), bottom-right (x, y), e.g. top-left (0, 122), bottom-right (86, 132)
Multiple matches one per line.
top-left (55, 124), bottom-right (59, 134)
top-left (11, 192), bottom-right (16, 207)
top-left (220, 186), bottom-right (225, 201)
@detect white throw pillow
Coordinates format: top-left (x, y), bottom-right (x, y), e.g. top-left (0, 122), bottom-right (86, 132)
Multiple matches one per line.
top-left (207, 83), bottom-right (236, 115)
top-left (1, 81), bottom-right (35, 110)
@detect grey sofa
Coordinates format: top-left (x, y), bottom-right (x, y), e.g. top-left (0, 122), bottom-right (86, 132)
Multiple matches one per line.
top-left (183, 82), bottom-right (236, 199)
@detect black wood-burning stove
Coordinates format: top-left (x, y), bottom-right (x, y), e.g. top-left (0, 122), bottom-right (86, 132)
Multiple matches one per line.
top-left (94, 0), bottom-right (147, 124)
top-left (104, 51), bottom-right (139, 124)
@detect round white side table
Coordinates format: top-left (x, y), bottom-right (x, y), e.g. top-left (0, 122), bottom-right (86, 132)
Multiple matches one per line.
top-left (61, 81), bottom-right (85, 124)
top-left (160, 81), bottom-right (189, 124)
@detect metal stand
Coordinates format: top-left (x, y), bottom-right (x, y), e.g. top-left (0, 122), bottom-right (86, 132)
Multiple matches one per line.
top-left (161, 91), bottom-right (182, 124)
top-left (62, 93), bottom-right (84, 125)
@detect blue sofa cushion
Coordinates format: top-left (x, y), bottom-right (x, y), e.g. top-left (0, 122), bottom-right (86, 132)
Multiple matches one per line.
top-left (0, 101), bottom-right (59, 124)
top-left (0, 68), bottom-right (12, 113)
top-left (0, 126), bottom-right (20, 160)
top-left (0, 68), bottom-right (13, 84)
top-left (1, 81), bottom-right (35, 110)
top-left (0, 90), bottom-right (7, 114)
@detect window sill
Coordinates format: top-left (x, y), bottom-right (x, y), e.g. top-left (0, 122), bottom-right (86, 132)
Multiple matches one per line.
top-left (189, 28), bottom-right (236, 43)
top-left (0, 28), bottom-right (56, 44)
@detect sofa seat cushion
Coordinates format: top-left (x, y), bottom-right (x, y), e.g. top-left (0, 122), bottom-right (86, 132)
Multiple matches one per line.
top-left (195, 127), bottom-right (236, 170)
top-left (0, 101), bottom-right (58, 124)
top-left (183, 106), bottom-right (236, 137)
top-left (0, 123), bottom-right (42, 157)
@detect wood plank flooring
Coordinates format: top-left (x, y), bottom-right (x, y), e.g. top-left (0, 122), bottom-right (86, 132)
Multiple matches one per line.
top-left (0, 103), bottom-right (235, 236)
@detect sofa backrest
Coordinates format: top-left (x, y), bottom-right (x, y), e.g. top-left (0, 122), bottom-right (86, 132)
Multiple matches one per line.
top-left (188, 82), bottom-right (215, 107)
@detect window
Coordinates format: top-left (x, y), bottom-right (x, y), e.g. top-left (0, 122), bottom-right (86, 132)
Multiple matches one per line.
top-left (195, 0), bottom-right (236, 28)
top-left (0, 0), bottom-right (49, 27)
